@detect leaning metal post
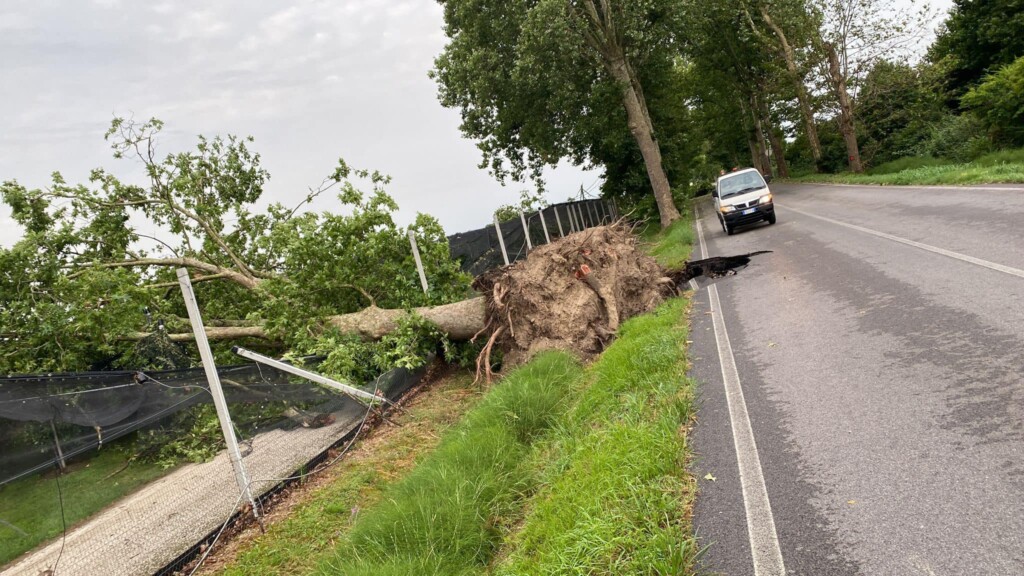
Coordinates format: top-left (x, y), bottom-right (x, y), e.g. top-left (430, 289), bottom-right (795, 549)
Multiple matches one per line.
top-left (554, 205), bottom-right (565, 237)
top-left (494, 214), bottom-right (510, 265)
top-left (519, 211), bottom-right (533, 251)
top-left (537, 208), bottom-right (551, 243)
top-left (176, 269), bottom-right (261, 525)
top-left (232, 346), bottom-right (382, 404)
top-left (407, 230), bottom-right (429, 294)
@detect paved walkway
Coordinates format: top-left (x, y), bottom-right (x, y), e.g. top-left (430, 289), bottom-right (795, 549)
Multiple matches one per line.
top-left (2, 403), bottom-right (365, 576)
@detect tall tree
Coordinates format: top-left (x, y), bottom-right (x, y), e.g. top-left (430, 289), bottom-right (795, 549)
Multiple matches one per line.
top-left (811, 0), bottom-right (935, 172)
top-left (432, 0), bottom-right (683, 228)
top-left (745, 0), bottom-right (825, 170)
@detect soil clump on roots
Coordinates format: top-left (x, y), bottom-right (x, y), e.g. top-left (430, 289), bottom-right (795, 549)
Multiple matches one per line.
top-left (471, 223), bottom-right (675, 380)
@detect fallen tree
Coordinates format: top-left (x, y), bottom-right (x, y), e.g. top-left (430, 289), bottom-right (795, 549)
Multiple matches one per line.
top-left (0, 119), bottom-right (766, 376)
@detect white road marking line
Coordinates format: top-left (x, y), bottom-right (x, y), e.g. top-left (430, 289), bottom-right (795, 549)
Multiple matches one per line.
top-left (695, 207), bottom-right (787, 576)
top-left (779, 204), bottom-right (1024, 280)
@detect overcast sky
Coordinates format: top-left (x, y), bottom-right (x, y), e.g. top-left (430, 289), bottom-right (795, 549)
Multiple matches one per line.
top-left (0, 0), bottom-right (602, 248)
top-left (0, 0), bottom-right (952, 249)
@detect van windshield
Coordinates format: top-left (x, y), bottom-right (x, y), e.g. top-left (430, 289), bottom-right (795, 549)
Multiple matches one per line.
top-left (719, 172), bottom-right (767, 198)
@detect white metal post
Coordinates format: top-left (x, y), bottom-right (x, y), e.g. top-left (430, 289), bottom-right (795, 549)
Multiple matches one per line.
top-left (407, 230), bottom-right (429, 295)
top-left (554, 206), bottom-right (565, 237)
top-left (611, 199), bottom-right (619, 219)
top-left (587, 201), bottom-right (597, 226)
top-left (494, 214), bottom-right (510, 265)
top-left (177, 269), bottom-right (259, 522)
top-left (232, 347), bottom-right (382, 404)
top-left (597, 200), bottom-right (607, 224)
top-left (519, 211), bottom-right (533, 251)
top-left (567, 205), bottom-right (577, 233)
top-left (537, 209), bottom-right (551, 243)
top-left (577, 204), bottom-right (587, 229)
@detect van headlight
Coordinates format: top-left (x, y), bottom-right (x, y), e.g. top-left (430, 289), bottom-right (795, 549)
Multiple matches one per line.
top-left (720, 205), bottom-right (736, 213)
top-left (758, 193), bottom-right (773, 204)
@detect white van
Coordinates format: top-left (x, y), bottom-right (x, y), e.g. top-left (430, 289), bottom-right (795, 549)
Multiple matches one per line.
top-left (713, 168), bottom-right (776, 235)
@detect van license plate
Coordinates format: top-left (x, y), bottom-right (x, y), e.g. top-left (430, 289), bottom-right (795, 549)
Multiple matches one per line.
top-left (742, 208), bottom-right (756, 215)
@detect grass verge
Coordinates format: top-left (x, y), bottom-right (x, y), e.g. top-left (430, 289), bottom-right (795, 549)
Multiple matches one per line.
top-left (316, 352), bottom-right (583, 575)
top-left (206, 372), bottom-right (483, 575)
top-left (0, 450), bottom-right (168, 566)
top-left (785, 148), bottom-right (1024, 186)
top-left (492, 297), bottom-right (698, 575)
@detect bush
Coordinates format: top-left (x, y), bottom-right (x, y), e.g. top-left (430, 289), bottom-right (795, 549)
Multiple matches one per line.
top-left (919, 114), bottom-right (992, 162)
top-left (962, 56), bottom-right (1024, 147)
top-left (867, 156), bottom-right (953, 175)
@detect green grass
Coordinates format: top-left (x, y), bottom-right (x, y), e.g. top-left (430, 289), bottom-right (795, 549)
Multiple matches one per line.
top-left (316, 352), bottom-right (583, 575)
top-left (0, 450), bottom-right (168, 566)
top-left (492, 299), bottom-right (697, 575)
top-left (786, 148), bottom-right (1024, 186)
top-left (644, 217), bottom-right (696, 269)
top-left (215, 374), bottom-right (483, 575)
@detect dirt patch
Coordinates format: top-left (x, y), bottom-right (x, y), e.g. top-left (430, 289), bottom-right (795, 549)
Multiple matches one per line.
top-left (472, 224), bottom-right (675, 373)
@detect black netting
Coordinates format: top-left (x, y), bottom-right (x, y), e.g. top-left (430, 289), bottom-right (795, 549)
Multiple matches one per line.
top-left (446, 199), bottom-right (616, 276)
top-left (0, 360), bottom-right (403, 487)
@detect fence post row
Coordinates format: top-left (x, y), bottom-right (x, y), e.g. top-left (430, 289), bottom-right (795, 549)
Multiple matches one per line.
top-left (494, 214), bottom-right (510, 265)
top-left (538, 209), bottom-right (551, 243)
top-left (408, 230), bottom-right (429, 294)
top-left (519, 211), bottom-right (533, 251)
top-left (177, 269), bottom-right (261, 524)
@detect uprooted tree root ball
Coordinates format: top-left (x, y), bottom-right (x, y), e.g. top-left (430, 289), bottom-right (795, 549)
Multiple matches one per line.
top-left (470, 223), bottom-right (677, 381)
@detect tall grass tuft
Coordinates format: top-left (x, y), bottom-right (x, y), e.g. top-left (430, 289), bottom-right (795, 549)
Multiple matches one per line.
top-left (317, 351), bottom-right (581, 575)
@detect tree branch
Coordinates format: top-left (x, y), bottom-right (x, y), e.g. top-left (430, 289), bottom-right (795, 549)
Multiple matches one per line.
top-left (73, 257), bottom-right (260, 289)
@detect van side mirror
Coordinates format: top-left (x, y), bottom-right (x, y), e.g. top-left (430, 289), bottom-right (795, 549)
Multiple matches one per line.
top-left (763, 175), bottom-right (773, 184)
top-left (711, 190), bottom-right (719, 198)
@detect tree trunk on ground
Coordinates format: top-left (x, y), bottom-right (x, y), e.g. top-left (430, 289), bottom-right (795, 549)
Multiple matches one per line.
top-left (327, 297), bottom-right (487, 341)
top-left (825, 41), bottom-right (863, 173)
top-left (575, 0), bottom-right (680, 229)
top-left (757, 91), bottom-right (790, 178)
top-left (760, 5), bottom-right (823, 170)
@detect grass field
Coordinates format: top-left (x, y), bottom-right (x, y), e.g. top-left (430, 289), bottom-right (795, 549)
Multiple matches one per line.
top-left (787, 148), bottom-right (1024, 186)
top-left (0, 450), bottom-right (168, 567)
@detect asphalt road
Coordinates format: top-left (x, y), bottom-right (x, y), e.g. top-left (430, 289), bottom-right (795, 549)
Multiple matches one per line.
top-left (688, 183), bottom-right (1024, 576)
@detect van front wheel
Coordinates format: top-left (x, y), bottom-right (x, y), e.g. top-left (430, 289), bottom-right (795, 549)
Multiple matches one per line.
top-left (767, 213), bottom-right (777, 225)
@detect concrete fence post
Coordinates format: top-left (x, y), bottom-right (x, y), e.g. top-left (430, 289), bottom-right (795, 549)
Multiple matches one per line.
top-left (177, 269), bottom-right (260, 524)
top-left (519, 211), bottom-right (533, 251)
top-left (538, 209), bottom-right (551, 243)
top-left (408, 230), bottom-right (429, 294)
top-left (494, 214), bottom-right (510, 265)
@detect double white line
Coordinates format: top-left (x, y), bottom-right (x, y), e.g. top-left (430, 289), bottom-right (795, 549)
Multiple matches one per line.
top-left (695, 206), bottom-right (787, 576)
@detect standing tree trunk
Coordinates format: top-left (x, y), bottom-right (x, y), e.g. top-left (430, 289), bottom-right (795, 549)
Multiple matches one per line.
top-left (759, 5), bottom-right (823, 170)
top-left (756, 91), bottom-right (790, 178)
top-left (824, 42), bottom-right (863, 173)
top-left (749, 94), bottom-right (773, 177)
top-left (574, 0), bottom-right (680, 229)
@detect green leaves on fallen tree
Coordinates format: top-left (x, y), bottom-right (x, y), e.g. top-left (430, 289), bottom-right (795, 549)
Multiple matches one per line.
top-left (0, 119), bottom-right (471, 374)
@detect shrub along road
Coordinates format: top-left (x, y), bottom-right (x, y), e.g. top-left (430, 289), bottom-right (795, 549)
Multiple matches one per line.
top-left (688, 183), bottom-right (1024, 575)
